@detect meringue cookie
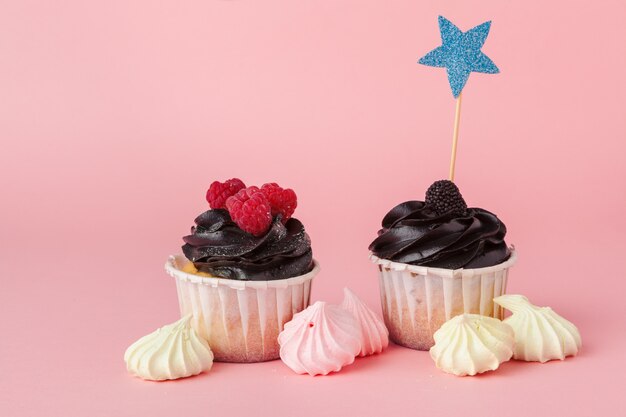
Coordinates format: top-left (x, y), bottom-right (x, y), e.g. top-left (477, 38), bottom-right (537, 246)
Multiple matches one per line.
top-left (340, 287), bottom-right (388, 356)
top-left (124, 315), bottom-right (214, 381)
top-left (278, 301), bottom-right (361, 376)
top-left (494, 294), bottom-right (582, 362)
top-left (430, 314), bottom-right (515, 376)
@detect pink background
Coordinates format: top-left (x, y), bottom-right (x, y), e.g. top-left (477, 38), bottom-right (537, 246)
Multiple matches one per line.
top-left (1, 1), bottom-right (625, 416)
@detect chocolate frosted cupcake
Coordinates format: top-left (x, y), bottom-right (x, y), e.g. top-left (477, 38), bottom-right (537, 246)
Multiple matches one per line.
top-left (166, 179), bottom-right (318, 363)
top-left (369, 180), bottom-right (516, 350)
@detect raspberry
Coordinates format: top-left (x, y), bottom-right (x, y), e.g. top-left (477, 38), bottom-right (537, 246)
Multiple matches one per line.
top-left (424, 180), bottom-right (467, 216)
top-left (225, 186), bottom-right (272, 236)
top-left (260, 183), bottom-right (298, 223)
top-left (206, 178), bottom-right (246, 209)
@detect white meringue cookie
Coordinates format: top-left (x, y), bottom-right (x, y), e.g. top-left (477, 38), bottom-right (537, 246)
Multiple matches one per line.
top-left (430, 314), bottom-right (515, 376)
top-left (494, 294), bottom-right (582, 362)
top-left (340, 287), bottom-right (388, 356)
top-left (278, 301), bottom-right (361, 376)
top-left (124, 315), bottom-right (213, 381)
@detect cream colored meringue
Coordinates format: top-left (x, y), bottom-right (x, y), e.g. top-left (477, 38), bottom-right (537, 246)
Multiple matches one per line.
top-left (340, 287), bottom-right (388, 356)
top-left (124, 315), bottom-right (214, 381)
top-left (278, 301), bottom-right (361, 376)
top-left (430, 314), bottom-right (515, 376)
top-left (494, 294), bottom-right (582, 362)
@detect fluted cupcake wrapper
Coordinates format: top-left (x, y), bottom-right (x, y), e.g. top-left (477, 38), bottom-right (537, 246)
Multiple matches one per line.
top-left (370, 250), bottom-right (517, 351)
top-left (166, 255), bottom-right (318, 363)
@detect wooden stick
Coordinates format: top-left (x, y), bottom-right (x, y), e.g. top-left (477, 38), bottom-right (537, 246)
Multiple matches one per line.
top-left (449, 92), bottom-right (463, 182)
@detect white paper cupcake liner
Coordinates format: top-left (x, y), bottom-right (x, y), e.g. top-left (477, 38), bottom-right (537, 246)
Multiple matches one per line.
top-left (370, 250), bottom-right (517, 351)
top-left (165, 255), bottom-right (319, 363)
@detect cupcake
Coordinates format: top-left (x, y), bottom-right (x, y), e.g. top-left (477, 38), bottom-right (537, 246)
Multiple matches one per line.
top-left (369, 180), bottom-right (516, 350)
top-left (166, 179), bottom-right (318, 363)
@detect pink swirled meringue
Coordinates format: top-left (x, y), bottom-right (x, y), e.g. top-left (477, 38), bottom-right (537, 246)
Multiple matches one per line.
top-left (341, 287), bottom-right (389, 356)
top-left (278, 301), bottom-right (361, 376)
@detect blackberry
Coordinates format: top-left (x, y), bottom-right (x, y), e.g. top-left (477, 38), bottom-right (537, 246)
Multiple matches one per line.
top-left (424, 180), bottom-right (467, 216)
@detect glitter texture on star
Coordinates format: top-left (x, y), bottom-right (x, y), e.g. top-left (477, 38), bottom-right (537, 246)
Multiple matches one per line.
top-left (418, 16), bottom-right (499, 98)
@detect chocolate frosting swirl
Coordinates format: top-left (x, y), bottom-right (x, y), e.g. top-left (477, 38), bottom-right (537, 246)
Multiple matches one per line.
top-left (369, 201), bottom-right (510, 269)
top-left (182, 209), bottom-right (313, 281)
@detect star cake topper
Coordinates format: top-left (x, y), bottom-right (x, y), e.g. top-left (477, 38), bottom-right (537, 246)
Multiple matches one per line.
top-left (419, 16), bottom-right (499, 98)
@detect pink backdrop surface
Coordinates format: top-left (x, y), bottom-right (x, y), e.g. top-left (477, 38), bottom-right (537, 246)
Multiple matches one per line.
top-left (1, 1), bottom-right (625, 416)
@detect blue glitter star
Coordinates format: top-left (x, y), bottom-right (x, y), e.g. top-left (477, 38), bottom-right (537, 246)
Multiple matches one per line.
top-left (419, 16), bottom-right (499, 98)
